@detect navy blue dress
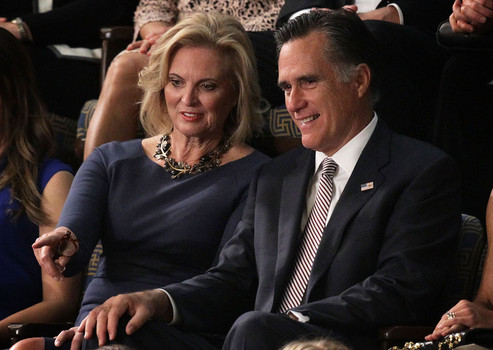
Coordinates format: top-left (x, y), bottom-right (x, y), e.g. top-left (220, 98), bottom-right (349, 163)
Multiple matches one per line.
top-left (58, 140), bottom-right (269, 325)
top-left (0, 158), bottom-right (72, 319)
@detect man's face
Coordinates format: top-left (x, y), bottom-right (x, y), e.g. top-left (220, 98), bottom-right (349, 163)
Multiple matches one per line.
top-left (278, 31), bottom-right (367, 156)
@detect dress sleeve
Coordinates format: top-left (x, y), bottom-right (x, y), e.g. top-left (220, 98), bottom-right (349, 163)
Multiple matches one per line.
top-left (58, 148), bottom-right (110, 277)
top-left (38, 158), bottom-right (73, 192)
top-left (133, 0), bottom-right (177, 39)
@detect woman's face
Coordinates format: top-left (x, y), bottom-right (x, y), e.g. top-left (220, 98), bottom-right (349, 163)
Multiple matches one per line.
top-left (164, 46), bottom-right (238, 142)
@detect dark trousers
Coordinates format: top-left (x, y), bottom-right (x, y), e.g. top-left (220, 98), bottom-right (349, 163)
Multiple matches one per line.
top-left (47, 312), bottom-right (354, 350)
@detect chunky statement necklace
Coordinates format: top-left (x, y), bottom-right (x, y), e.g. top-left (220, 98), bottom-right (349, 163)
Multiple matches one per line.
top-left (154, 133), bottom-right (230, 179)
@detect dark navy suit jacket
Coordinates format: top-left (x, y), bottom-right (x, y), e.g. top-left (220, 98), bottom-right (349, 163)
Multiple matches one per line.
top-left (277, 0), bottom-right (453, 31)
top-left (166, 120), bottom-right (461, 348)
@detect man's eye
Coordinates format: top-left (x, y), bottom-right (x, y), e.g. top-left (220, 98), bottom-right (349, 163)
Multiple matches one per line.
top-left (301, 80), bottom-right (316, 87)
top-left (281, 85), bottom-right (291, 92)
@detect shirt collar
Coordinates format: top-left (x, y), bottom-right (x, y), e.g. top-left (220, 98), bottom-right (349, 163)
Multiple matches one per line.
top-left (314, 113), bottom-right (378, 176)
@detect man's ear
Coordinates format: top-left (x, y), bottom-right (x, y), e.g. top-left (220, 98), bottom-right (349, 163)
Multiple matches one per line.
top-left (352, 63), bottom-right (371, 98)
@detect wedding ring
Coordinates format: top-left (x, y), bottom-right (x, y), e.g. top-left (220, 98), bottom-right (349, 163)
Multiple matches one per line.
top-left (56, 230), bottom-right (79, 258)
top-left (54, 261), bottom-right (66, 273)
top-left (446, 311), bottom-right (456, 319)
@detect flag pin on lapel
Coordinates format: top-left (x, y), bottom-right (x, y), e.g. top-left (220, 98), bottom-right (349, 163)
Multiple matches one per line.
top-left (360, 182), bottom-right (374, 191)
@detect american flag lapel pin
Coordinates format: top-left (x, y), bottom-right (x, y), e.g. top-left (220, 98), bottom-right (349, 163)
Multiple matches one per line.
top-left (360, 182), bottom-right (374, 191)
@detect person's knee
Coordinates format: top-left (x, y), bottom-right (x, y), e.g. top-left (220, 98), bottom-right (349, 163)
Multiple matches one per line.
top-left (106, 52), bottom-right (148, 84)
top-left (10, 337), bottom-right (45, 350)
top-left (230, 311), bottom-right (280, 335)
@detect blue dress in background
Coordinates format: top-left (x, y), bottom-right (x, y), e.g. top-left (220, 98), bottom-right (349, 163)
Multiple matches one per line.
top-left (58, 139), bottom-right (270, 324)
top-left (0, 158), bottom-right (72, 319)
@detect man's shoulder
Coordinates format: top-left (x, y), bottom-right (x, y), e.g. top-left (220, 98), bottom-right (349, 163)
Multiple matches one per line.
top-left (390, 132), bottom-right (451, 163)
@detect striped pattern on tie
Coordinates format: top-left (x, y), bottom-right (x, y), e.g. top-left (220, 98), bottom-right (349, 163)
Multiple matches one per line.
top-left (277, 157), bottom-right (338, 314)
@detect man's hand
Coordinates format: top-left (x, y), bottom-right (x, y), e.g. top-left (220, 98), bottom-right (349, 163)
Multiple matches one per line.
top-left (450, 0), bottom-right (493, 33)
top-left (78, 289), bottom-right (173, 347)
top-left (358, 6), bottom-right (400, 24)
top-left (0, 19), bottom-right (21, 39)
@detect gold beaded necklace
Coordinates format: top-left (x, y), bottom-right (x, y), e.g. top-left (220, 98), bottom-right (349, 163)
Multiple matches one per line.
top-left (153, 133), bottom-right (230, 179)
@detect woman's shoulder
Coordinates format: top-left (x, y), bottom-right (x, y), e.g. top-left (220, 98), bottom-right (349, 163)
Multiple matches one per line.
top-left (39, 158), bottom-right (73, 190)
top-left (94, 139), bottom-right (145, 162)
top-left (225, 145), bottom-right (271, 175)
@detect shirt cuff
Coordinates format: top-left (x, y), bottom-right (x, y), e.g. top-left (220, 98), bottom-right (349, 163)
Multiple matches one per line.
top-left (289, 8), bottom-right (313, 21)
top-left (388, 3), bottom-right (404, 25)
top-left (286, 310), bottom-right (310, 323)
top-left (157, 289), bottom-right (181, 325)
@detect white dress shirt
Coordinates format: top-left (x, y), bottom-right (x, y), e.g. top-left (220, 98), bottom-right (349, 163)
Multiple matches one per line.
top-left (302, 114), bottom-right (378, 229)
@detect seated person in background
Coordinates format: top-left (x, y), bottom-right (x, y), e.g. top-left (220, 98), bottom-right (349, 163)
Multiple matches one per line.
top-left (10, 11), bottom-right (270, 350)
top-left (0, 27), bottom-right (79, 348)
top-left (433, 0), bottom-right (493, 224)
top-left (0, 0), bottom-right (138, 120)
top-left (46, 10), bottom-right (461, 350)
top-left (279, 0), bottom-right (454, 144)
top-left (426, 189), bottom-right (493, 341)
top-left (82, 0), bottom-right (284, 160)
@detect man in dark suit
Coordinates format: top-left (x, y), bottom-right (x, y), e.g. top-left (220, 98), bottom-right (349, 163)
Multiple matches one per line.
top-left (278, 0), bottom-right (451, 30)
top-left (62, 10), bottom-right (461, 350)
top-left (277, 0), bottom-right (453, 144)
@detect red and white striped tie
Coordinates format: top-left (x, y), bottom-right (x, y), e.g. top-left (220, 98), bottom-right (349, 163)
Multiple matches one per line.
top-left (278, 157), bottom-right (338, 314)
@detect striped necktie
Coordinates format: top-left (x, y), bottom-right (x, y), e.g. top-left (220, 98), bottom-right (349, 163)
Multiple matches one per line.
top-left (277, 157), bottom-right (338, 314)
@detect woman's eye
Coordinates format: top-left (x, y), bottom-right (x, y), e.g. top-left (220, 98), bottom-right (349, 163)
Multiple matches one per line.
top-left (202, 83), bottom-right (216, 91)
top-left (170, 79), bottom-right (182, 87)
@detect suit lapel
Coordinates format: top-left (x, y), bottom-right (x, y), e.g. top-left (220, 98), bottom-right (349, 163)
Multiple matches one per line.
top-left (273, 149), bottom-right (315, 303)
top-left (306, 121), bottom-right (393, 297)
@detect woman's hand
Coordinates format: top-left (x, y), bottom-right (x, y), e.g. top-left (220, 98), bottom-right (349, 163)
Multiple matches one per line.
top-left (32, 227), bottom-right (79, 281)
top-left (127, 22), bottom-right (172, 55)
top-left (425, 299), bottom-right (493, 341)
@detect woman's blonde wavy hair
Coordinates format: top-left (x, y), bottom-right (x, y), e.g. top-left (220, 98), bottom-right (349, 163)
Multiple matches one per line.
top-left (0, 28), bottom-right (55, 225)
top-left (138, 11), bottom-right (266, 145)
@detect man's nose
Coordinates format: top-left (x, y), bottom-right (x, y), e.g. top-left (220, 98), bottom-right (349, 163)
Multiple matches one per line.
top-left (286, 87), bottom-right (307, 114)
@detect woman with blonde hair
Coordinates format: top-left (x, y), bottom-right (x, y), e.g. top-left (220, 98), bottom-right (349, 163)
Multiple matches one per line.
top-left (12, 12), bottom-right (269, 350)
top-left (83, 0), bottom-right (284, 160)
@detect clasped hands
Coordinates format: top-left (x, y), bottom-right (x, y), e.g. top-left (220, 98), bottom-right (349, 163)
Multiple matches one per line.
top-left (450, 0), bottom-right (493, 33)
top-left (54, 290), bottom-right (171, 349)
